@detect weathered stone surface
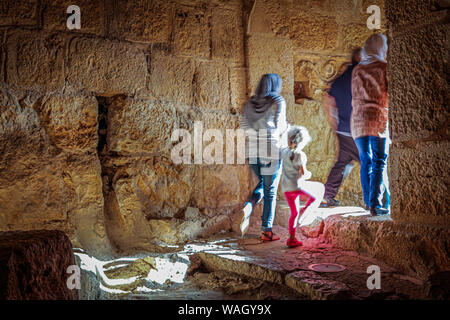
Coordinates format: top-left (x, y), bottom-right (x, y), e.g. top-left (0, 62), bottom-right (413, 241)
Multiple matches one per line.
top-left (0, 0), bottom-right (39, 26)
top-left (0, 230), bottom-right (77, 300)
top-left (247, 35), bottom-right (294, 96)
top-left (67, 37), bottom-right (147, 96)
top-left (424, 271), bottom-right (450, 300)
top-left (299, 216), bottom-right (325, 238)
top-left (39, 94), bottom-right (98, 151)
top-left (285, 270), bottom-right (351, 300)
top-left (289, 13), bottom-right (339, 52)
top-left (229, 67), bottom-right (248, 112)
top-left (198, 251), bottom-right (284, 284)
top-left (0, 88), bottom-right (110, 256)
top-left (388, 24), bottom-right (448, 141)
top-left (340, 23), bottom-right (378, 53)
top-left (112, 0), bottom-right (173, 43)
top-left (42, 0), bottom-right (105, 35)
top-left (0, 90), bottom-right (74, 230)
top-left (323, 214), bottom-right (450, 280)
top-left (106, 96), bottom-right (177, 156)
top-left (261, 0), bottom-right (292, 38)
top-left (172, 4), bottom-right (211, 58)
top-left (373, 222), bottom-right (450, 280)
top-left (211, 8), bottom-right (244, 63)
top-left (6, 31), bottom-right (64, 91)
top-left (149, 50), bottom-right (196, 105)
top-left (193, 165), bottom-right (251, 209)
top-left (194, 61), bottom-right (230, 111)
top-left (65, 156), bottom-right (112, 256)
top-left (323, 214), bottom-right (388, 253)
top-left (386, 0), bottom-right (444, 27)
top-left (390, 141), bottom-right (449, 225)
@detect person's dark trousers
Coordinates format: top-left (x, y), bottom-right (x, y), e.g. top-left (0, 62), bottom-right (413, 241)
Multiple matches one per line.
top-left (248, 158), bottom-right (282, 232)
top-left (354, 136), bottom-right (388, 209)
top-left (324, 133), bottom-right (360, 201)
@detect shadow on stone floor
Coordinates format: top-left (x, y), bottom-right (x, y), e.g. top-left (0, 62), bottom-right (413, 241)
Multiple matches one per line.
top-left (74, 210), bottom-right (427, 300)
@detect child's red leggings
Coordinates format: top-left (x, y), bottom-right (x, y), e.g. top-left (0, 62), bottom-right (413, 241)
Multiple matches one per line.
top-left (284, 190), bottom-right (315, 236)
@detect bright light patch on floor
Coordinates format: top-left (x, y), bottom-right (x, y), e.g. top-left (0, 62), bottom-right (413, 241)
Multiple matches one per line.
top-left (147, 258), bottom-right (188, 284)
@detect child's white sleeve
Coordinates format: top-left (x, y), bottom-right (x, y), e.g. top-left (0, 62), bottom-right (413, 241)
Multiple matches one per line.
top-left (292, 152), bottom-right (302, 167)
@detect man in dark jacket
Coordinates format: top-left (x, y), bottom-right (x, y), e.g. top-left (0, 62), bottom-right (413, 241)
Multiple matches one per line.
top-left (321, 48), bottom-right (362, 207)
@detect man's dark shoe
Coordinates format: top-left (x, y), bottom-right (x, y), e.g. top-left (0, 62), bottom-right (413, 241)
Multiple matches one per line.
top-left (320, 198), bottom-right (340, 208)
top-left (370, 207), bottom-right (390, 216)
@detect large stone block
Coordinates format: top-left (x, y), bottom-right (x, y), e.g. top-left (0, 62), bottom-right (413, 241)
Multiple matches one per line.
top-left (67, 37), bottom-right (147, 96)
top-left (211, 8), bottom-right (244, 63)
top-left (324, 215), bottom-right (450, 280)
top-left (0, 156), bottom-right (78, 230)
top-left (373, 221), bottom-right (450, 279)
top-left (390, 141), bottom-right (449, 225)
top-left (192, 164), bottom-right (251, 209)
top-left (340, 23), bottom-right (379, 54)
top-left (0, 230), bottom-right (77, 300)
top-left (289, 13), bottom-right (339, 52)
top-left (229, 67), bottom-right (248, 112)
top-left (39, 94), bottom-right (98, 151)
top-left (386, 0), bottom-right (444, 28)
top-left (172, 4), bottom-right (211, 58)
top-left (6, 31), bottom-right (64, 91)
top-left (247, 35), bottom-right (294, 95)
top-left (388, 24), bottom-right (448, 141)
top-left (106, 96), bottom-right (177, 156)
top-left (125, 158), bottom-right (194, 219)
top-left (64, 155), bottom-right (112, 256)
top-left (149, 50), bottom-right (196, 105)
top-left (0, 88), bottom-right (47, 170)
top-left (0, 89), bottom-right (111, 255)
top-left (177, 107), bottom-right (240, 133)
top-left (42, 0), bottom-right (105, 35)
top-left (194, 61), bottom-right (230, 111)
top-left (257, 0), bottom-right (292, 38)
top-left (0, 0), bottom-right (39, 26)
top-left (112, 0), bottom-right (173, 43)
top-left (101, 155), bottom-right (194, 219)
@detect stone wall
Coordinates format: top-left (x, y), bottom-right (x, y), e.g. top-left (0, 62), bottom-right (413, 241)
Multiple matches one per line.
top-left (0, 0), bottom-right (251, 256)
top-left (0, 0), bottom-right (389, 256)
top-left (381, 0), bottom-right (449, 278)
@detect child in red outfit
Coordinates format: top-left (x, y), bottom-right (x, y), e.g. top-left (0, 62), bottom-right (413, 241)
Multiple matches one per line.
top-left (281, 126), bottom-right (325, 248)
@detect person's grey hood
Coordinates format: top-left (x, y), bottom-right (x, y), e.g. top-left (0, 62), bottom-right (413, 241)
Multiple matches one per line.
top-left (244, 74), bottom-right (282, 126)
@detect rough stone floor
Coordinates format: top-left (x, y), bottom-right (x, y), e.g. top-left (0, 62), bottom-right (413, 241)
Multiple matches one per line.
top-left (76, 212), bottom-right (426, 300)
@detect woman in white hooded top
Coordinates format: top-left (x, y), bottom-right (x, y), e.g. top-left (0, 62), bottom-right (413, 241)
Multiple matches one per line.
top-left (239, 73), bottom-right (288, 242)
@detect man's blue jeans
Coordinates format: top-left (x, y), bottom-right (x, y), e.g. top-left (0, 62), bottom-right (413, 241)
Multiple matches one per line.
top-left (354, 136), bottom-right (388, 209)
top-left (248, 158), bottom-right (282, 232)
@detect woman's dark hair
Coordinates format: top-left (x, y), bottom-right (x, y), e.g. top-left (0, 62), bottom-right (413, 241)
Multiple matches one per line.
top-left (255, 74), bottom-right (282, 98)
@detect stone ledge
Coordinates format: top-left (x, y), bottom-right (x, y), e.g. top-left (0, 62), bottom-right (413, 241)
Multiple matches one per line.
top-left (285, 270), bottom-right (351, 300)
top-left (0, 230), bottom-right (77, 300)
top-left (323, 213), bottom-right (392, 253)
top-left (323, 214), bottom-right (450, 281)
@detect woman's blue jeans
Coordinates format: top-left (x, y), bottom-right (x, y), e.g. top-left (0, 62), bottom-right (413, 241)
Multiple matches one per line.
top-left (354, 136), bottom-right (388, 209)
top-left (248, 158), bottom-right (282, 232)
